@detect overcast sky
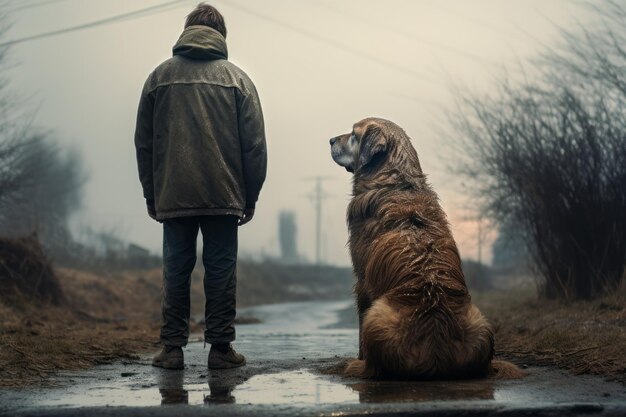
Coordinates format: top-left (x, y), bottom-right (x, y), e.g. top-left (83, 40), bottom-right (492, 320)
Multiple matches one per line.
top-left (5, 0), bottom-right (595, 266)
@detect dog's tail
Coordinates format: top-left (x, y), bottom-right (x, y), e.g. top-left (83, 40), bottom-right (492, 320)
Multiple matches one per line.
top-left (345, 294), bottom-right (468, 379)
top-left (345, 289), bottom-right (496, 379)
top-left (490, 360), bottom-right (526, 379)
top-left (342, 297), bottom-right (403, 378)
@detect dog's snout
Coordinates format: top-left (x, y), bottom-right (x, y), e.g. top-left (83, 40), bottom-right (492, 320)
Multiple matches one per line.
top-left (329, 137), bottom-right (338, 146)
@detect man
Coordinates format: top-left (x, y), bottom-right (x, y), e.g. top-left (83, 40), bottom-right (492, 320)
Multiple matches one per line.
top-left (134, 3), bottom-right (267, 370)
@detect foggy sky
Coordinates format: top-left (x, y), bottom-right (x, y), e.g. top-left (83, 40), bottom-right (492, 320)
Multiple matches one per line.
top-left (5, 0), bottom-right (594, 266)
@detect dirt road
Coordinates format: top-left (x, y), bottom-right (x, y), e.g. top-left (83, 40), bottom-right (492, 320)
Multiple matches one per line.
top-left (1, 300), bottom-right (625, 416)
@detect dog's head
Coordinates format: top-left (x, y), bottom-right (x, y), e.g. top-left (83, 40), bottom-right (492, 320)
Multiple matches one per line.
top-left (330, 117), bottom-right (413, 174)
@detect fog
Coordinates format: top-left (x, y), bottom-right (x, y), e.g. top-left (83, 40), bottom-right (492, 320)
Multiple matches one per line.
top-left (5, 0), bottom-right (594, 266)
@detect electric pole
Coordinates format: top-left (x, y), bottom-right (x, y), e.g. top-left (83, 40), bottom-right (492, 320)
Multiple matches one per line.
top-left (477, 216), bottom-right (483, 266)
top-left (302, 176), bottom-right (332, 266)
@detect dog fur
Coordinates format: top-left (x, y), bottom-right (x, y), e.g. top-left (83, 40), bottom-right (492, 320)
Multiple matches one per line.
top-left (330, 117), bottom-right (524, 380)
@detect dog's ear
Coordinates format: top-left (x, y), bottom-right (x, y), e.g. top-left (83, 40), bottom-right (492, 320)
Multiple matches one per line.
top-left (358, 124), bottom-right (388, 169)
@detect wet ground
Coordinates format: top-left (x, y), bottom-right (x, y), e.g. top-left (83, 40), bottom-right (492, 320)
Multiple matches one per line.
top-left (1, 300), bottom-right (625, 416)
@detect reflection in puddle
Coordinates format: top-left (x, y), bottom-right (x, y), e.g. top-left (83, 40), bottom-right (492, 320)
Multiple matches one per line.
top-left (36, 369), bottom-right (498, 408)
top-left (232, 371), bottom-right (357, 405)
top-left (349, 379), bottom-right (494, 403)
top-left (36, 371), bottom-right (359, 407)
top-left (157, 369), bottom-right (188, 405)
top-left (159, 370), bottom-right (495, 406)
top-left (159, 388), bottom-right (189, 405)
top-left (204, 383), bottom-right (236, 404)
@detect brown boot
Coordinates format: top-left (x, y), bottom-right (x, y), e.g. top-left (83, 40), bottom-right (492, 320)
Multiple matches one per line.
top-left (152, 346), bottom-right (184, 370)
top-left (208, 344), bottom-right (246, 369)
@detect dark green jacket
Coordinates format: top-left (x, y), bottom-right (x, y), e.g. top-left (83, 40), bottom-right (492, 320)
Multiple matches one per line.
top-left (135, 26), bottom-right (267, 220)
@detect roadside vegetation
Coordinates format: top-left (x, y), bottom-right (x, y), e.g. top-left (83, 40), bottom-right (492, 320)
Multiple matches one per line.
top-left (475, 284), bottom-right (626, 385)
top-left (449, 1), bottom-right (626, 300)
top-left (448, 1), bottom-right (626, 383)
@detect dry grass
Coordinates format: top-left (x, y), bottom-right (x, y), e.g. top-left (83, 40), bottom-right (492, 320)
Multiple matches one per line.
top-left (0, 303), bottom-right (159, 388)
top-left (475, 284), bottom-right (626, 384)
top-left (0, 268), bottom-right (167, 388)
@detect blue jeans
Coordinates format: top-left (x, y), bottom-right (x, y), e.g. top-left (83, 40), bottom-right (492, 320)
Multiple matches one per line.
top-left (160, 215), bottom-right (238, 347)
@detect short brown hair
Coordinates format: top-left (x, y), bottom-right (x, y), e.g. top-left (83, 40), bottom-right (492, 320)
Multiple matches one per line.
top-left (185, 3), bottom-right (227, 38)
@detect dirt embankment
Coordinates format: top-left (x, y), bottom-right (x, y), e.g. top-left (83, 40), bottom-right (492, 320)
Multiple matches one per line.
top-left (475, 284), bottom-right (626, 384)
top-left (0, 267), bottom-right (163, 388)
top-left (0, 237), bottom-right (354, 388)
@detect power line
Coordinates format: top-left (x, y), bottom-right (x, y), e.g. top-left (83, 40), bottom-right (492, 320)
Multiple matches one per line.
top-left (0, 0), bottom-right (191, 47)
top-left (214, 0), bottom-right (443, 87)
top-left (4, 0), bottom-right (446, 87)
top-left (6, 0), bottom-right (69, 12)
top-left (425, 2), bottom-right (528, 43)
top-left (310, 0), bottom-right (502, 68)
top-left (100, 1), bottom-right (192, 26)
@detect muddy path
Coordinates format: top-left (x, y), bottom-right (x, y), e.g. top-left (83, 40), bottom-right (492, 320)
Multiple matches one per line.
top-left (1, 300), bottom-right (625, 416)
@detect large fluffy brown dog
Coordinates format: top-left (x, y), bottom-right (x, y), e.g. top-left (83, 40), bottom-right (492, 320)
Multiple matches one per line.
top-left (330, 118), bottom-right (522, 380)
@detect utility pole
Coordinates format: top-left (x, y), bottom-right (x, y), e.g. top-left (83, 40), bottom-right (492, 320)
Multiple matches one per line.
top-left (314, 177), bottom-right (323, 265)
top-left (477, 216), bottom-right (483, 266)
top-left (302, 176), bottom-right (332, 266)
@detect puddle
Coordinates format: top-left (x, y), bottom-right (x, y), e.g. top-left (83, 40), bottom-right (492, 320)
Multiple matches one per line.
top-left (32, 366), bottom-right (620, 408)
top-left (34, 371), bottom-right (358, 407)
top-left (220, 371), bottom-right (358, 405)
top-left (348, 379), bottom-right (495, 403)
top-left (31, 370), bottom-right (497, 408)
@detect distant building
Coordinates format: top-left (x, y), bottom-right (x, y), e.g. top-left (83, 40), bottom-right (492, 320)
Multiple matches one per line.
top-left (278, 211), bottom-right (299, 263)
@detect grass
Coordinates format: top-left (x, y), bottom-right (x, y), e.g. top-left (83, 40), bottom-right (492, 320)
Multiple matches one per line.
top-left (0, 304), bottom-right (159, 388)
top-left (474, 283), bottom-right (626, 384)
top-left (0, 268), bottom-right (166, 388)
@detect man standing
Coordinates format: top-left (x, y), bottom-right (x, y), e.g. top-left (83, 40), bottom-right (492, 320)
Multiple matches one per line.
top-left (134, 3), bottom-right (267, 370)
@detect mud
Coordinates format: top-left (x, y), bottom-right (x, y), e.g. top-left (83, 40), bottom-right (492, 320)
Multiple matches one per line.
top-left (1, 300), bottom-right (625, 416)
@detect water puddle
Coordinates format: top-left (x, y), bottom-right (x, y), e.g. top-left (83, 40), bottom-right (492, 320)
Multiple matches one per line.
top-left (348, 379), bottom-right (495, 403)
top-left (218, 371), bottom-right (358, 405)
top-left (32, 369), bottom-right (504, 408)
top-left (35, 370), bottom-right (358, 407)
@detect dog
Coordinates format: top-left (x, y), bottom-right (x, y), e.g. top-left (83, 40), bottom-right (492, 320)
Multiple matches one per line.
top-left (330, 117), bottom-right (523, 380)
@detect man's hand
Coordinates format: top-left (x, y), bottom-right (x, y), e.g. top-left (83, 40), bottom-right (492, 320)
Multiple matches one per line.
top-left (147, 200), bottom-right (161, 223)
top-left (238, 208), bottom-right (255, 226)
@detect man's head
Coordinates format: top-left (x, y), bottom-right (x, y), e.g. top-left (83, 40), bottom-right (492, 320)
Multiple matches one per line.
top-left (185, 3), bottom-right (227, 38)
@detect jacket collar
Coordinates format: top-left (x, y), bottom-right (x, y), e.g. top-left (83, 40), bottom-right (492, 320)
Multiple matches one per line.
top-left (172, 25), bottom-right (228, 60)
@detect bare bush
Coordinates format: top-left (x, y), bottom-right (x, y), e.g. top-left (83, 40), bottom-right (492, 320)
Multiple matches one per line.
top-left (0, 9), bottom-right (155, 273)
top-left (58, 225), bottom-right (161, 272)
top-left (0, 131), bottom-right (86, 251)
top-left (0, 15), bottom-right (42, 225)
top-left (0, 236), bottom-right (66, 305)
top-left (0, 136), bottom-right (40, 217)
top-left (449, 4), bottom-right (626, 299)
top-left (0, 139), bottom-right (86, 247)
top-left (0, 12), bottom-right (86, 252)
